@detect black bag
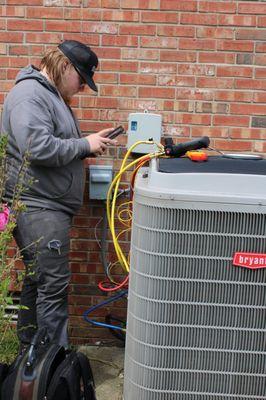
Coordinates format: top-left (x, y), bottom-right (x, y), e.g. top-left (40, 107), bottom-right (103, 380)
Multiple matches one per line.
top-left (1, 328), bottom-right (97, 400)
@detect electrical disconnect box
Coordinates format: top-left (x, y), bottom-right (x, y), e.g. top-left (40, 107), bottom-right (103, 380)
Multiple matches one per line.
top-left (127, 111), bottom-right (162, 154)
top-left (88, 165), bottom-right (113, 200)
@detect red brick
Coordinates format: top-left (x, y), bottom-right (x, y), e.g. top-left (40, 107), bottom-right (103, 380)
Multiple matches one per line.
top-left (253, 92), bottom-right (266, 103)
top-left (236, 28), bottom-right (266, 40)
top-left (160, 0), bottom-right (197, 11)
top-left (191, 126), bottom-right (229, 138)
top-left (158, 25), bottom-right (194, 37)
top-left (179, 113), bottom-right (211, 125)
top-left (46, 20), bottom-right (81, 32)
top-left (122, 48), bottom-right (159, 60)
top-left (218, 15), bottom-right (256, 27)
top-left (197, 77), bottom-right (234, 89)
top-left (160, 50), bottom-right (196, 63)
top-left (255, 68), bottom-right (266, 79)
top-left (10, 57), bottom-right (29, 67)
top-left (102, 34), bottom-right (138, 47)
top-left (178, 64), bottom-right (215, 76)
top-left (120, 73), bottom-right (156, 85)
top-left (31, 45), bottom-right (45, 55)
top-left (197, 27), bottom-right (234, 39)
top-left (213, 139), bottom-right (252, 151)
top-left (181, 13), bottom-right (217, 25)
top-left (101, 60), bottom-right (138, 72)
top-left (95, 72), bottom-right (118, 84)
top-left (95, 47), bottom-right (121, 59)
top-left (255, 55), bottom-right (266, 66)
top-left (26, 32), bottom-right (61, 43)
top-left (258, 16), bottom-right (266, 28)
top-left (121, 0), bottom-right (159, 8)
top-left (0, 31), bottom-right (23, 42)
top-left (215, 90), bottom-right (253, 103)
top-left (83, 0), bottom-right (101, 5)
top-left (7, 19), bottom-right (43, 31)
top-left (217, 66), bottom-right (252, 78)
top-left (140, 62), bottom-right (177, 74)
top-left (64, 0), bottom-right (81, 5)
top-left (239, 3), bottom-right (266, 15)
top-left (99, 109), bottom-right (129, 122)
top-left (103, 10), bottom-right (139, 22)
top-left (179, 38), bottom-right (216, 51)
top-left (117, 98), bottom-right (159, 111)
top-left (199, 52), bottom-right (235, 64)
top-left (100, 85), bottom-right (137, 97)
top-left (163, 125), bottom-right (190, 137)
top-left (199, 1), bottom-right (236, 13)
top-left (235, 78), bottom-right (266, 90)
top-left (139, 87), bottom-right (175, 99)
top-left (82, 22), bottom-right (118, 34)
top-left (9, 45), bottom-right (29, 55)
top-left (27, 7), bottom-right (63, 19)
top-left (7, 69), bottom-right (19, 79)
top-left (158, 75), bottom-right (195, 87)
top-left (141, 36), bottom-right (177, 49)
top-left (81, 97), bottom-right (119, 109)
top-left (256, 43), bottom-right (266, 53)
top-left (0, 80), bottom-right (14, 91)
top-left (213, 115), bottom-right (249, 127)
top-left (217, 40), bottom-right (253, 52)
top-left (64, 8), bottom-right (82, 20)
top-left (141, 11), bottom-right (179, 23)
top-left (176, 88), bottom-right (213, 101)
top-left (101, 0), bottom-right (120, 7)
top-left (80, 109), bottom-right (99, 120)
top-left (253, 141), bottom-right (266, 153)
top-left (231, 103), bottom-right (266, 116)
top-left (0, 6), bottom-right (25, 17)
top-left (195, 102), bottom-right (228, 114)
top-left (230, 128), bottom-right (266, 140)
top-left (82, 9), bottom-right (102, 20)
top-left (119, 24), bottom-right (156, 35)
top-left (7, 0), bottom-right (42, 4)
top-left (173, 101), bottom-right (194, 112)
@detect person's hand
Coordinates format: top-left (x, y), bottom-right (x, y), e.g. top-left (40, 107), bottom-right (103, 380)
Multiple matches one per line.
top-left (85, 128), bottom-right (118, 156)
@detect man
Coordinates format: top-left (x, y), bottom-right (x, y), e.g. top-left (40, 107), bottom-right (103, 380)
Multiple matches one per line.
top-left (1, 40), bottom-right (116, 349)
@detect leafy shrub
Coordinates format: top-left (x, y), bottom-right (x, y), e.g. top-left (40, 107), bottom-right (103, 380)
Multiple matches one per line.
top-left (0, 135), bottom-right (30, 363)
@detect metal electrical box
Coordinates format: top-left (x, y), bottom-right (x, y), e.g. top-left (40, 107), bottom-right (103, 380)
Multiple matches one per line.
top-left (127, 111), bottom-right (162, 154)
top-left (88, 165), bottom-right (113, 200)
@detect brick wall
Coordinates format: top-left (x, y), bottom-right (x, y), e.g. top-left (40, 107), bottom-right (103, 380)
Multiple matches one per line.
top-left (1, 0), bottom-right (266, 345)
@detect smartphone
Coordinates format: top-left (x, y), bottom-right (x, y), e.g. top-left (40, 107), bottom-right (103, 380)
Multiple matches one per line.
top-left (108, 125), bottom-right (126, 140)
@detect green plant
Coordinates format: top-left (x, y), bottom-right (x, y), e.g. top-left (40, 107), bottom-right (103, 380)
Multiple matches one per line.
top-left (0, 135), bottom-right (31, 363)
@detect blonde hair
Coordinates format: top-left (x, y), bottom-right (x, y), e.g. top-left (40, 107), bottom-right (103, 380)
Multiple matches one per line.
top-left (40, 48), bottom-right (70, 87)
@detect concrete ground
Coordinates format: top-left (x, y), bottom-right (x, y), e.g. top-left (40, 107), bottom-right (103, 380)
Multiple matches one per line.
top-left (79, 345), bottom-right (125, 400)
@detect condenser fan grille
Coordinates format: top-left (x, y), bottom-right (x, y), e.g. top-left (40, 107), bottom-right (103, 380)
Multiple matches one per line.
top-left (124, 200), bottom-right (266, 399)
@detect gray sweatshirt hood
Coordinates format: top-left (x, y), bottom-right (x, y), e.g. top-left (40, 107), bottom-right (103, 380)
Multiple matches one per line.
top-left (15, 65), bottom-right (59, 96)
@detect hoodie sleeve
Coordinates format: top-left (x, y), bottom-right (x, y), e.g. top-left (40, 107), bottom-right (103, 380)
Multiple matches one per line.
top-left (9, 98), bottom-right (91, 167)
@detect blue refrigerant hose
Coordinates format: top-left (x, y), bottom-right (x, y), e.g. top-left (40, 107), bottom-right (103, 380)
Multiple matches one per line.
top-left (83, 290), bottom-right (127, 331)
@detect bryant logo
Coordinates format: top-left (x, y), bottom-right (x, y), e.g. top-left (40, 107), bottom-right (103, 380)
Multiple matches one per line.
top-left (233, 252), bottom-right (266, 269)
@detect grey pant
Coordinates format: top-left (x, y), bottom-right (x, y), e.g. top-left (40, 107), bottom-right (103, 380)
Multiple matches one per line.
top-left (14, 209), bottom-right (72, 348)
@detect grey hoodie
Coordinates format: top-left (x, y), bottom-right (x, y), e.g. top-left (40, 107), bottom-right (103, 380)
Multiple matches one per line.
top-left (1, 65), bottom-right (92, 214)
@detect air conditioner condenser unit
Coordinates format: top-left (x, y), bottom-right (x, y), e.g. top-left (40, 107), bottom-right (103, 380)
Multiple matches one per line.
top-left (124, 155), bottom-right (266, 400)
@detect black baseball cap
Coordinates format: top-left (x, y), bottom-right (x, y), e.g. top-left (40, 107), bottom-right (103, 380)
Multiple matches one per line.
top-left (58, 40), bottom-right (98, 92)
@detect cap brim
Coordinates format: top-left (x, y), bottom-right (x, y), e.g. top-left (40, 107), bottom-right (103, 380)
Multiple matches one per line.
top-left (83, 74), bottom-right (98, 92)
top-left (74, 66), bottom-right (98, 92)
